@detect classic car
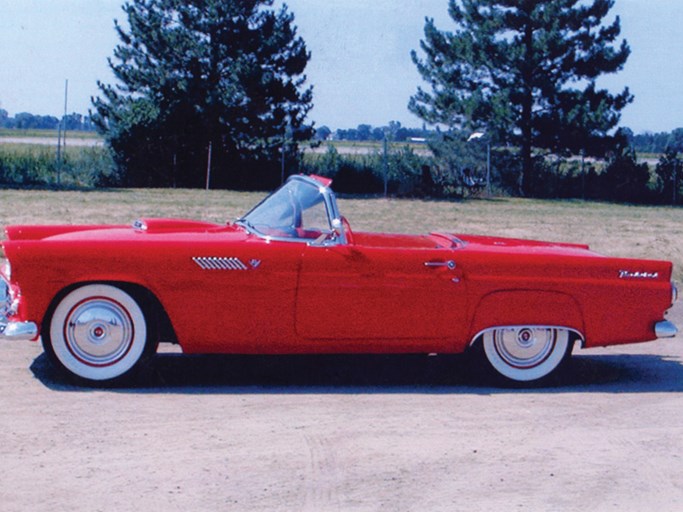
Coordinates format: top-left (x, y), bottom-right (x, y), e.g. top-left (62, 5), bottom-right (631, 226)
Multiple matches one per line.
top-left (0, 174), bottom-right (678, 386)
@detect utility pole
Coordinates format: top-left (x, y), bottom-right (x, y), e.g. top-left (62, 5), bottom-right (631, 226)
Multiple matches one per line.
top-left (56, 79), bottom-right (68, 186)
top-left (62, 79), bottom-right (68, 154)
top-left (383, 134), bottom-right (388, 197)
top-left (56, 124), bottom-right (62, 164)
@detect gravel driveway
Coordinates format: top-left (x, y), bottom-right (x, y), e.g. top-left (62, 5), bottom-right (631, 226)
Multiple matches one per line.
top-left (2, 304), bottom-right (682, 512)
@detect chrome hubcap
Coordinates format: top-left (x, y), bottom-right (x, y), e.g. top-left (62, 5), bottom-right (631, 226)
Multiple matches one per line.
top-left (65, 299), bottom-right (134, 366)
top-left (493, 327), bottom-right (556, 369)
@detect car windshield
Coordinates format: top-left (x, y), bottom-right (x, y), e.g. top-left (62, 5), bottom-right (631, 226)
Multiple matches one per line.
top-left (238, 177), bottom-right (333, 240)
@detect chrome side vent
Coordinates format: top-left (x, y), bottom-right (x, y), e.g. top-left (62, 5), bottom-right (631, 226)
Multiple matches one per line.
top-left (192, 257), bottom-right (249, 271)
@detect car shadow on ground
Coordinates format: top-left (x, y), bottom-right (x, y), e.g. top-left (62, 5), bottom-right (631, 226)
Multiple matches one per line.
top-left (30, 351), bottom-right (683, 394)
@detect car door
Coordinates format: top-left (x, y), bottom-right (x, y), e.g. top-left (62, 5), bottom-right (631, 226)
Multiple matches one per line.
top-left (295, 243), bottom-right (468, 345)
top-left (167, 235), bottom-right (305, 353)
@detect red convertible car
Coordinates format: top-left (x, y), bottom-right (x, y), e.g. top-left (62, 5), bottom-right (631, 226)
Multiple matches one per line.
top-left (0, 174), bottom-right (678, 385)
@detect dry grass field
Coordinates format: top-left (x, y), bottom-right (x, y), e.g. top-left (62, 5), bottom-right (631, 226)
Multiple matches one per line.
top-left (2, 187), bottom-right (683, 511)
top-left (2, 187), bottom-right (683, 280)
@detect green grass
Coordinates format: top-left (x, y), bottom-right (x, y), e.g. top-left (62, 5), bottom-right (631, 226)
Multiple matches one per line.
top-left (0, 142), bottom-right (102, 156)
top-left (0, 128), bottom-right (101, 139)
top-left (1, 188), bottom-right (683, 280)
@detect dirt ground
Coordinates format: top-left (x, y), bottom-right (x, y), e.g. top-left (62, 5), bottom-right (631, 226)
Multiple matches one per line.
top-left (1, 303), bottom-right (682, 512)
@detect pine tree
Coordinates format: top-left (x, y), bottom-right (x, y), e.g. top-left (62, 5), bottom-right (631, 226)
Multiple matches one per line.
top-left (92, 0), bottom-right (313, 188)
top-left (409, 0), bottom-right (631, 194)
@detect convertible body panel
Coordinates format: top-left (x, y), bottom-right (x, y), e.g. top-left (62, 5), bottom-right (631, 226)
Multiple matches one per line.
top-left (0, 174), bottom-right (677, 384)
top-left (2, 222), bottom-right (673, 350)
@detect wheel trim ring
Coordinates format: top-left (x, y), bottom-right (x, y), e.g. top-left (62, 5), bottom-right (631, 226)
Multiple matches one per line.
top-left (492, 327), bottom-right (556, 370)
top-left (62, 296), bottom-right (135, 368)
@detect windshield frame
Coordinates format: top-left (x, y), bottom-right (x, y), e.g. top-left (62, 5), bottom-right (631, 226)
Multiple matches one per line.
top-left (236, 175), bottom-right (346, 245)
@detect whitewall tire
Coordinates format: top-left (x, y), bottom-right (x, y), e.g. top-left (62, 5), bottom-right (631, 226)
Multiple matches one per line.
top-left (44, 284), bottom-right (150, 384)
top-left (481, 326), bottom-right (572, 383)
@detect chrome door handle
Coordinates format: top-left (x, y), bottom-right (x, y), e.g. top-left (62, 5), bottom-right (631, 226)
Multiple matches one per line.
top-left (424, 260), bottom-right (456, 270)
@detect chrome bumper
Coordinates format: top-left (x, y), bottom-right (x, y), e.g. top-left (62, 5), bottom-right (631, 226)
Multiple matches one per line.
top-left (0, 321), bottom-right (38, 341)
top-left (655, 320), bottom-right (678, 338)
top-left (0, 275), bottom-right (38, 341)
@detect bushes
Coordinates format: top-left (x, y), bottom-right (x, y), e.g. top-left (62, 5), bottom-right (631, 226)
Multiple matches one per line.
top-left (0, 146), bottom-right (117, 188)
top-left (0, 148), bottom-right (55, 185)
top-left (302, 141), bottom-right (672, 204)
top-left (520, 143), bottom-right (657, 204)
top-left (302, 145), bottom-right (430, 196)
top-left (0, 139), bottom-right (677, 207)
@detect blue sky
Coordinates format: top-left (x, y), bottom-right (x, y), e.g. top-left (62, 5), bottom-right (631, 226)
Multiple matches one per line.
top-left (0, 0), bottom-right (681, 133)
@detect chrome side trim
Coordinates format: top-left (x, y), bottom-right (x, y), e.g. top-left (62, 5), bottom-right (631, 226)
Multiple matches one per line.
top-left (235, 226), bottom-right (321, 245)
top-left (469, 325), bottom-right (585, 347)
top-left (655, 320), bottom-right (677, 338)
top-left (192, 257), bottom-right (250, 271)
top-left (671, 283), bottom-right (678, 307)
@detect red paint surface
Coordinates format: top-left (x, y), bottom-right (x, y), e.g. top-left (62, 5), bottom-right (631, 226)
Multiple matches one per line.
top-left (2, 215), bottom-right (674, 354)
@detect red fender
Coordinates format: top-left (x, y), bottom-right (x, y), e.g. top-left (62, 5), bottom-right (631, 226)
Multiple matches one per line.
top-left (468, 290), bottom-right (585, 343)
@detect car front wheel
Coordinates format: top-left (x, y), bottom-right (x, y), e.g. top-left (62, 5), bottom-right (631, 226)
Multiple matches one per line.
top-left (480, 326), bottom-right (573, 384)
top-left (43, 284), bottom-right (152, 385)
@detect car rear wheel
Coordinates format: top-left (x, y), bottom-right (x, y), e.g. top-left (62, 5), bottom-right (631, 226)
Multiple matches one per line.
top-left (43, 284), bottom-right (152, 385)
top-left (480, 326), bottom-right (573, 383)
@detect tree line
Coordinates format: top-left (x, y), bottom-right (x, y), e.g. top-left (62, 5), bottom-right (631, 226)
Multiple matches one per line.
top-left (624, 128), bottom-right (683, 155)
top-left (3, 108), bottom-right (681, 159)
top-left (315, 122), bottom-right (431, 143)
top-left (86, 0), bottom-right (635, 193)
top-left (319, 123), bottom-right (683, 155)
top-left (2, 0), bottom-right (682, 205)
top-left (0, 109), bottom-right (95, 132)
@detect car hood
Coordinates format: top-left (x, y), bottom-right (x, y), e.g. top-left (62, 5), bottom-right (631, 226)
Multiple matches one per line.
top-left (4, 218), bottom-right (241, 242)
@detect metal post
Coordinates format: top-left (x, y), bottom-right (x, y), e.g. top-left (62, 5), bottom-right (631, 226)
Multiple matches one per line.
top-left (674, 158), bottom-right (678, 206)
top-left (62, 79), bottom-right (68, 154)
top-left (281, 117), bottom-right (291, 185)
top-left (281, 128), bottom-right (286, 185)
top-left (581, 148), bottom-right (586, 200)
top-left (486, 141), bottom-right (491, 197)
top-left (383, 135), bottom-right (388, 197)
top-left (205, 141), bottom-right (213, 190)
top-left (56, 79), bottom-right (68, 186)
top-left (56, 121), bottom-right (62, 163)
